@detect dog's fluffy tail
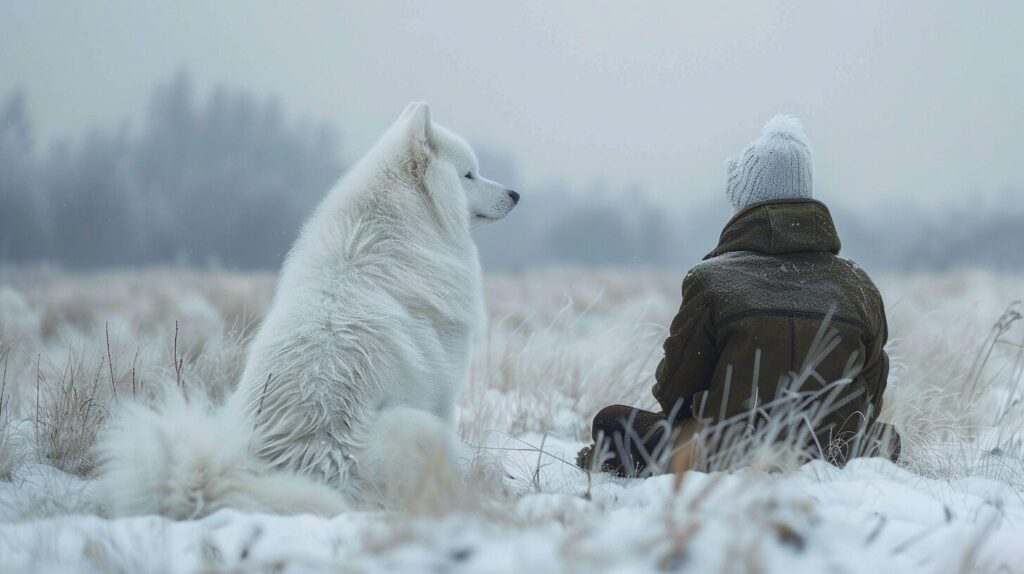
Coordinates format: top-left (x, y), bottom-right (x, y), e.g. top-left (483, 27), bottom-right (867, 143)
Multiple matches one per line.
top-left (96, 393), bottom-right (347, 520)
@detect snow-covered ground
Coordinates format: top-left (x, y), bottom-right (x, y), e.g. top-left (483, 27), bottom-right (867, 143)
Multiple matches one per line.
top-left (0, 268), bottom-right (1022, 573)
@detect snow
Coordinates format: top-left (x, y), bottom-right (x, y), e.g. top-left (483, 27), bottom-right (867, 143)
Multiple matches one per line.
top-left (2, 435), bottom-right (1021, 572)
top-left (0, 268), bottom-right (1022, 572)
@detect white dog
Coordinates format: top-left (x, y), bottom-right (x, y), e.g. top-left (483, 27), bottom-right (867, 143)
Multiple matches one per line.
top-left (98, 102), bottom-right (518, 518)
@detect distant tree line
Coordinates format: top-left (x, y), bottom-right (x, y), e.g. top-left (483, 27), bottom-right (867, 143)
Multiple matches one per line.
top-left (1, 73), bottom-right (1022, 272)
top-left (0, 73), bottom-right (341, 268)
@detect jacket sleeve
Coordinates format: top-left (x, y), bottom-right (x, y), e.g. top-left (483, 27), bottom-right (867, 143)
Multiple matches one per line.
top-left (860, 310), bottom-right (890, 416)
top-left (652, 271), bottom-right (717, 420)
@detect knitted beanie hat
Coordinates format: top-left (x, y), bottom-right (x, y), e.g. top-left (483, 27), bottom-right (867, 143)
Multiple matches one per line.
top-left (725, 115), bottom-right (813, 213)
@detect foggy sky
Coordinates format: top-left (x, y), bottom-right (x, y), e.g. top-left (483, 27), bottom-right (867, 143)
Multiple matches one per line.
top-left (2, 1), bottom-right (1022, 210)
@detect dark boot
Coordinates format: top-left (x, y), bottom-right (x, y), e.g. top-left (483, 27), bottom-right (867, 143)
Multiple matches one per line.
top-left (579, 405), bottom-right (673, 476)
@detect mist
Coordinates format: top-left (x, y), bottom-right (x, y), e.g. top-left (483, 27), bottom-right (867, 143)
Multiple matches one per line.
top-left (2, 74), bottom-right (1022, 272)
top-left (1, 2), bottom-right (1023, 271)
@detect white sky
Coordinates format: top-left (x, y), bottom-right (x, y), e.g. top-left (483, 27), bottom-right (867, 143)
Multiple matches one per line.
top-left (2, 1), bottom-right (1022, 209)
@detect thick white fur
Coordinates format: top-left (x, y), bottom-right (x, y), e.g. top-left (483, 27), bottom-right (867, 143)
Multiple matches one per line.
top-left (98, 393), bottom-right (349, 518)
top-left (356, 406), bottom-right (466, 512)
top-left (97, 102), bottom-right (516, 517)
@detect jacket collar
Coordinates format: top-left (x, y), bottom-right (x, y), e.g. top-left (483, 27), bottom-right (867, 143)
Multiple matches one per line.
top-left (705, 199), bottom-right (841, 260)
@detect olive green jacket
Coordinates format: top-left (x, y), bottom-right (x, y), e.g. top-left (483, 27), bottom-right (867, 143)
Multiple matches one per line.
top-left (653, 199), bottom-right (890, 460)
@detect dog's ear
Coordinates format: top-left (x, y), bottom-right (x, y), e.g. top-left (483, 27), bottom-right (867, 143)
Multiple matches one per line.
top-left (398, 101), bottom-right (424, 121)
top-left (400, 101), bottom-right (432, 154)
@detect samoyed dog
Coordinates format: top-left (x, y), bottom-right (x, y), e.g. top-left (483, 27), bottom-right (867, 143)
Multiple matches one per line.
top-left (98, 102), bottom-right (519, 518)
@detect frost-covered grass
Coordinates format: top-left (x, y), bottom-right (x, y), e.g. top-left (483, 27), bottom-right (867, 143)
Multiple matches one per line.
top-left (0, 266), bottom-right (1022, 573)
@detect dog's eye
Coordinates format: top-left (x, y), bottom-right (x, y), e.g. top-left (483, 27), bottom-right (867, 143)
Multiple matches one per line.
top-left (464, 171), bottom-right (474, 180)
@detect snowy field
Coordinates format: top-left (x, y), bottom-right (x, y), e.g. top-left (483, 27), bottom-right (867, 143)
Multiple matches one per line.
top-left (0, 267), bottom-right (1022, 573)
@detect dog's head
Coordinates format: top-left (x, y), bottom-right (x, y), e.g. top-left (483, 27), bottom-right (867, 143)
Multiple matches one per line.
top-left (392, 102), bottom-right (519, 228)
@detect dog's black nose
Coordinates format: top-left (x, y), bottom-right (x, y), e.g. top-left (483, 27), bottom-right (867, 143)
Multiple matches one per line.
top-left (507, 190), bottom-right (520, 205)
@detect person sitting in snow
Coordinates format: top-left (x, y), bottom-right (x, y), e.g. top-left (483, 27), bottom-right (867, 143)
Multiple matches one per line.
top-left (578, 116), bottom-right (900, 476)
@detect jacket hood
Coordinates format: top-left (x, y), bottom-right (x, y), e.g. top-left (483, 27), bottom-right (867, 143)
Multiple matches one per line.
top-left (705, 199), bottom-right (841, 259)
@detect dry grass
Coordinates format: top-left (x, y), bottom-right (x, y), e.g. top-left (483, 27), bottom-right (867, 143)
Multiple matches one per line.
top-left (0, 266), bottom-right (1021, 506)
top-left (0, 267), bottom-right (1022, 572)
top-left (884, 293), bottom-right (1024, 487)
top-left (0, 269), bottom-right (265, 481)
top-left (0, 329), bottom-right (19, 481)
